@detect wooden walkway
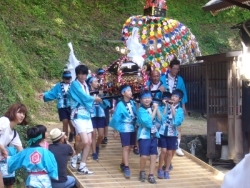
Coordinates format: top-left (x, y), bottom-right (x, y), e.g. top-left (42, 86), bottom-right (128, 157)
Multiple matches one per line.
top-left (68, 130), bottom-right (224, 188)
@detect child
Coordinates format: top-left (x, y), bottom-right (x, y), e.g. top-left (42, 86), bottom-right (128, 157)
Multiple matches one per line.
top-left (36, 124), bottom-right (49, 149)
top-left (7, 127), bottom-right (58, 188)
top-left (69, 64), bottom-right (102, 174)
top-left (1, 147), bottom-right (17, 188)
top-left (109, 84), bottom-right (137, 179)
top-left (157, 91), bottom-right (172, 163)
top-left (87, 76), bottom-right (110, 161)
top-left (137, 90), bottom-right (161, 184)
top-left (39, 70), bottom-right (75, 142)
top-left (157, 89), bottom-right (184, 179)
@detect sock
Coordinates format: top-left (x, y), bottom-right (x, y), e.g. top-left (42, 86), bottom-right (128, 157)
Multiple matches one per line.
top-left (72, 155), bottom-right (78, 160)
top-left (124, 166), bottom-right (129, 169)
top-left (148, 174), bottom-right (153, 177)
top-left (177, 139), bottom-right (181, 149)
top-left (80, 162), bottom-right (86, 168)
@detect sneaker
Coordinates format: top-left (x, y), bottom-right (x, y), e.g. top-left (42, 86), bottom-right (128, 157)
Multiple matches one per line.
top-left (176, 148), bottom-right (184, 156)
top-left (148, 175), bottom-right (157, 184)
top-left (119, 163), bottom-right (125, 172)
top-left (139, 171), bottom-right (146, 182)
top-left (157, 169), bottom-right (164, 179)
top-left (164, 171), bottom-right (170, 179)
top-left (101, 137), bottom-right (108, 145)
top-left (96, 146), bottom-right (100, 155)
top-left (69, 132), bottom-right (74, 142)
top-left (133, 146), bottom-right (139, 155)
top-left (70, 156), bottom-right (78, 169)
top-left (92, 153), bottom-right (98, 161)
top-left (77, 166), bottom-right (93, 175)
top-left (124, 168), bottom-right (130, 179)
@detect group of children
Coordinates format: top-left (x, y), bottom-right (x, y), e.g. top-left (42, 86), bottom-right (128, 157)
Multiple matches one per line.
top-left (109, 85), bottom-right (184, 184)
top-left (0, 63), bottom-right (185, 187)
top-left (38, 63), bottom-right (185, 184)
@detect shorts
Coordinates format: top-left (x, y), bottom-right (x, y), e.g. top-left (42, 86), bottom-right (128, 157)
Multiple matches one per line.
top-left (72, 119), bottom-right (93, 134)
top-left (120, 132), bottom-right (136, 147)
top-left (3, 177), bottom-right (16, 186)
top-left (158, 135), bottom-right (178, 150)
top-left (138, 137), bottom-right (158, 156)
top-left (104, 108), bottom-right (110, 126)
top-left (58, 107), bottom-right (71, 121)
top-left (91, 117), bottom-right (106, 129)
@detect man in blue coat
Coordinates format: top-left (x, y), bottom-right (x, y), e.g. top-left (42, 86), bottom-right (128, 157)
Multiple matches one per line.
top-left (160, 58), bottom-right (187, 156)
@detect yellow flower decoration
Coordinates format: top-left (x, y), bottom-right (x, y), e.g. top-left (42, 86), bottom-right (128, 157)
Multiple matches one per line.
top-left (164, 26), bottom-right (168, 30)
top-left (155, 68), bottom-right (160, 71)
top-left (162, 62), bottom-right (168, 68)
top-left (141, 35), bottom-right (146, 39)
top-left (150, 31), bottom-right (155, 36)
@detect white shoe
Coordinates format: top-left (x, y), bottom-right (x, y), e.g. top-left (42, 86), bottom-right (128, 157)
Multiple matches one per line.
top-left (77, 166), bottom-right (93, 175)
top-left (176, 148), bottom-right (184, 156)
top-left (70, 156), bottom-right (78, 169)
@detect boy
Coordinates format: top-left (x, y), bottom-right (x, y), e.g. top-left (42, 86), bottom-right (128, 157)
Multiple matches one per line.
top-left (137, 90), bottom-right (161, 184)
top-left (39, 71), bottom-right (75, 142)
top-left (87, 76), bottom-right (110, 161)
top-left (69, 65), bottom-right (102, 174)
top-left (109, 84), bottom-right (137, 179)
top-left (158, 89), bottom-right (184, 179)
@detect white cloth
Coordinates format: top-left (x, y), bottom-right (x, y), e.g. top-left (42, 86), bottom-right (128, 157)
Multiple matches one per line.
top-left (168, 74), bottom-right (175, 93)
top-left (127, 103), bottom-right (135, 117)
top-left (0, 117), bottom-right (22, 159)
top-left (63, 83), bottom-right (69, 92)
top-left (221, 153), bottom-right (250, 188)
top-left (66, 42), bottom-right (80, 81)
top-left (72, 119), bottom-right (93, 134)
top-left (215, 132), bottom-right (222, 145)
top-left (151, 82), bottom-right (161, 91)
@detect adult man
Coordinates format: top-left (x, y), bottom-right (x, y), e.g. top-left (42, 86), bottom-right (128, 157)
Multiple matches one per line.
top-left (49, 128), bottom-right (76, 188)
top-left (160, 58), bottom-right (187, 156)
top-left (147, 70), bottom-right (166, 99)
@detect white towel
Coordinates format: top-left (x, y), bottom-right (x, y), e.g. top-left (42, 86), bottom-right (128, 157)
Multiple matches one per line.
top-left (215, 132), bottom-right (222, 145)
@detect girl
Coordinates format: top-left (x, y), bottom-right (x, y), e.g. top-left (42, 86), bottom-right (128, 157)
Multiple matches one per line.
top-left (109, 84), bottom-right (137, 179)
top-left (0, 103), bottom-right (28, 188)
top-left (87, 76), bottom-right (110, 161)
top-left (7, 127), bottom-right (58, 188)
top-left (36, 125), bottom-right (49, 149)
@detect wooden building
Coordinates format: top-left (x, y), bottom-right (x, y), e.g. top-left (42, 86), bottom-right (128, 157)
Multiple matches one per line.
top-left (180, 51), bottom-right (244, 164)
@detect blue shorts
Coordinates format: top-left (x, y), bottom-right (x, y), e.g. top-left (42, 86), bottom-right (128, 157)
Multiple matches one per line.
top-left (91, 117), bottom-right (106, 129)
top-left (104, 108), bottom-right (110, 126)
top-left (158, 135), bottom-right (178, 150)
top-left (138, 137), bottom-right (158, 156)
top-left (120, 132), bottom-right (136, 147)
top-left (58, 107), bottom-right (71, 121)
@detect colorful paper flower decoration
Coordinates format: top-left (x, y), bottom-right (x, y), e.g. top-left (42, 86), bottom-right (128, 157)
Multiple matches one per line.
top-left (122, 16), bottom-right (201, 73)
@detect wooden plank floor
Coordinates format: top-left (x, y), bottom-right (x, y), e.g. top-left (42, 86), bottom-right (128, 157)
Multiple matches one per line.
top-left (68, 130), bottom-right (224, 188)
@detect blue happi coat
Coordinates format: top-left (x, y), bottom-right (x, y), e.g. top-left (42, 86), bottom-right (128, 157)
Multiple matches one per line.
top-left (8, 146), bottom-right (58, 188)
top-left (68, 80), bottom-right (95, 120)
top-left (43, 82), bottom-right (71, 108)
top-left (136, 106), bottom-right (160, 140)
top-left (90, 91), bottom-right (110, 118)
top-left (160, 73), bottom-right (188, 104)
top-left (158, 105), bottom-right (184, 137)
top-left (109, 100), bottom-right (137, 132)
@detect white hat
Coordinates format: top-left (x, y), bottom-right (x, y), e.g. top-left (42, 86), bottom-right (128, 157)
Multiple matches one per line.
top-left (50, 128), bottom-right (65, 142)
